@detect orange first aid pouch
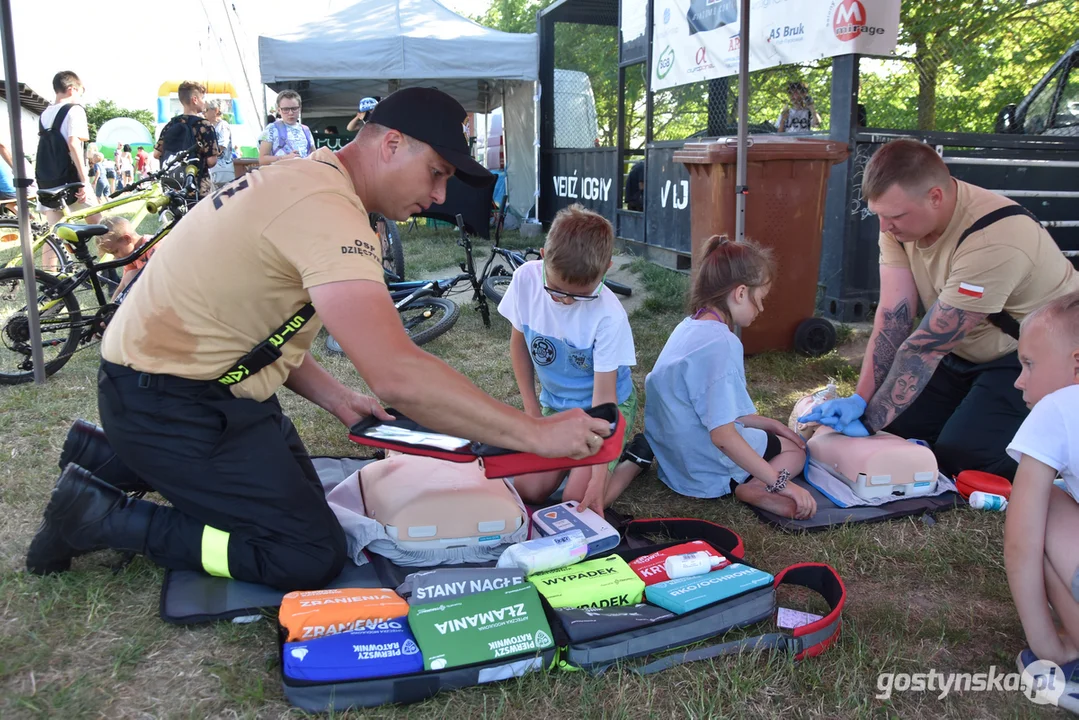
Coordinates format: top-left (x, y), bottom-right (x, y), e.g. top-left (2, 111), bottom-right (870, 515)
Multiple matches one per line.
top-left (279, 588), bottom-right (410, 642)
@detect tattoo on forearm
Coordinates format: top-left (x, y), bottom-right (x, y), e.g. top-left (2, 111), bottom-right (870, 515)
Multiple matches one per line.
top-left (864, 301), bottom-right (985, 432)
top-left (871, 300), bottom-right (913, 392)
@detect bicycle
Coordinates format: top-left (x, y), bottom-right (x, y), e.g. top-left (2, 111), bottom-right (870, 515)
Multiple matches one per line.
top-left (372, 213), bottom-right (405, 281)
top-left (0, 149), bottom-right (202, 274)
top-left (474, 196), bottom-right (633, 304)
top-left (0, 184), bottom-right (191, 384)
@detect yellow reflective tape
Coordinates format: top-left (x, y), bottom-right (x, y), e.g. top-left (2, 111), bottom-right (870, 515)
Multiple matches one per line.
top-left (200, 526), bottom-right (232, 579)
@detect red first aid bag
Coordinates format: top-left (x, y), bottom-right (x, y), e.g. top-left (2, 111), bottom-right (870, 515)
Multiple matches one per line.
top-left (628, 540), bottom-right (729, 586)
top-left (348, 404), bottom-right (625, 479)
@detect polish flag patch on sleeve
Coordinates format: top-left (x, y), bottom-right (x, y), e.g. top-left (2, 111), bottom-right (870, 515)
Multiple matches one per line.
top-left (958, 282), bottom-right (985, 298)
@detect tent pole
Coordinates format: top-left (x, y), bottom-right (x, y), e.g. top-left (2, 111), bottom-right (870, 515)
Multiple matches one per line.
top-left (734, 0), bottom-right (750, 243)
top-left (500, 84), bottom-right (507, 206)
top-left (0, 0), bottom-right (46, 383)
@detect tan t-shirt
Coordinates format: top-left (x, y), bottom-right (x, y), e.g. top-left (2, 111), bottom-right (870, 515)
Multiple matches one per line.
top-left (879, 180), bottom-right (1079, 364)
top-left (102, 147), bottom-right (382, 401)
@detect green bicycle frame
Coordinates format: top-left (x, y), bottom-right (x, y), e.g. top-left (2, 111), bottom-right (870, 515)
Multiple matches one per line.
top-left (2, 183), bottom-right (169, 270)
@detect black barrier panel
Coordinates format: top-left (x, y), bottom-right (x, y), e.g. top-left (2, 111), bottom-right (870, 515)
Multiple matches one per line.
top-left (547, 149), bottom-right (619, 222)
top-left (645, 144), bottom-right (691, 254)
top-left (616, 209), bottom-right (645, 242)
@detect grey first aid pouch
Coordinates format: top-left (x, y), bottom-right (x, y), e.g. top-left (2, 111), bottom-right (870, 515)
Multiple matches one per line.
top-left (396, 568), bottom-right (527, 605)
top-left (554, 604), bottom-right (676, 643)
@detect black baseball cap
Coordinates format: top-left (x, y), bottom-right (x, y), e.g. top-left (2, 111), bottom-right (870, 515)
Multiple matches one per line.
top-left (367, 87), bottom-right (494, 188)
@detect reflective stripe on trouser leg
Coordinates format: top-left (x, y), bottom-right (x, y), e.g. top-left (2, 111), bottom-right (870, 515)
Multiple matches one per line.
top-left (200, 526), bottom-right (232, 578)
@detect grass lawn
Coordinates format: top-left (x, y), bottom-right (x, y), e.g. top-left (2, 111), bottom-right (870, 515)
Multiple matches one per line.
top-left (0, 227), bottom-right (1053, 719)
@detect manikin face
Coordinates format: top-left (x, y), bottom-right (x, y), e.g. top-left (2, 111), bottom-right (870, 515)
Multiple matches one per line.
top-left (1015, 318), bottom-right (1079, 408)
top-left (868, 183), bottom-right (946, 244)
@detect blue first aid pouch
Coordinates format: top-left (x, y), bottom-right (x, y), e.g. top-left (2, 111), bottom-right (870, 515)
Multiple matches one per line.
top-left (283, 620), bottom-right (424, 683)
top-left (645, 563), bottom-right (774, 615)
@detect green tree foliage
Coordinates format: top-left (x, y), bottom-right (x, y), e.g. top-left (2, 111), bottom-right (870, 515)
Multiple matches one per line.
top-left (85, 100), bottom-right (156, 142)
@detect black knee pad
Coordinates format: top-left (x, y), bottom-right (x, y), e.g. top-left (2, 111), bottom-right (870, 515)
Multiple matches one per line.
top-left (61, 419), bottom-right (152, 495)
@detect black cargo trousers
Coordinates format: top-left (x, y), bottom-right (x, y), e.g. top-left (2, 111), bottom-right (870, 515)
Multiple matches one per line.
top-left (883, 351), bottom-right (1029, 480)
top-left (97, 360), bottom-right (348, 590)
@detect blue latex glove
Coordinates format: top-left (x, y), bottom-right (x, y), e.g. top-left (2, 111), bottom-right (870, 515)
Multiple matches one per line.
top-left (837, 418), bottom-right (870, 437)
top-left (798, 395), bottom-right (867, 430)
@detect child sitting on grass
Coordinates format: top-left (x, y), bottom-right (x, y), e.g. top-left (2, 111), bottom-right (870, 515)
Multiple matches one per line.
top-left (644, 235), bottom-right (816, 519)
top-left (1005, 290), bottom-right (1079, 703)
top-left (98, 216), bottom-right (156, 301)
top-left (498, 203), bottom-right (650, 515)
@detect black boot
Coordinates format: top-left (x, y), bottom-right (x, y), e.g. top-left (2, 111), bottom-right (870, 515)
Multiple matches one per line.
top-left (26, 463), bottom-right (156, 575)
top-left (59, 419), bottom-right (152, 495)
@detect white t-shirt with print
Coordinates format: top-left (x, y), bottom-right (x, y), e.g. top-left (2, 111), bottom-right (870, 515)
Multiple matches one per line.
top-left (1007, 384), bottom-right (1079, 500)
top-left (497, 260), bottom-right (636, 411)
top-left (40, 102), bottom-right (89, 142)
top-left (260, 122), bottom-right (313, 158)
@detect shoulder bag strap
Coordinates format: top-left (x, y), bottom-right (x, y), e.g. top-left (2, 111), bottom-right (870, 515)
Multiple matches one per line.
top-left (953, 205), bottom-right (1040, 341)
top-left (631, 563), bottom-right (847, 675)
top-left (217, 303), bottom-right (316, 386)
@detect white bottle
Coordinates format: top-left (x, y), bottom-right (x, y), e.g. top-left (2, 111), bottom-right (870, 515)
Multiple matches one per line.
top-left (664, 551), bottom-right (724, 579)
top-left (969, 491), bottom-right (1008, 511)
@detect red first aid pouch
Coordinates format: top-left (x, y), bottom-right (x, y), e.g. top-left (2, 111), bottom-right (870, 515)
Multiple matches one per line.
top-left (628, 540), bottom-right (730, 586)
top-left (348, 404), bottom-right (625, 479)
top-left (955, 470), bottom-right (1011, 500)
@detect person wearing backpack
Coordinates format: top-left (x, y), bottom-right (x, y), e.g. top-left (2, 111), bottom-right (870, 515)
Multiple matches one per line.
top-left (153, 81), bottom-right (219, 197)
top-left (258, 90), bottom-right (315, 165)
top-left (36, 70), bottom-right (97, 270)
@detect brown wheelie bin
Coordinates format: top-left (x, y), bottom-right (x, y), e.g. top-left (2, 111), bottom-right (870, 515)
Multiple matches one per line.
top-left (674, 136), bottom-right (848, 355)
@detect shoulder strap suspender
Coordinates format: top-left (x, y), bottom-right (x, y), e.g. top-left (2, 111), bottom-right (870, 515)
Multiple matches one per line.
top-left (953, 205), bottom-right (1041, 341)
top-left (217, 303), bottom-right (316, 386)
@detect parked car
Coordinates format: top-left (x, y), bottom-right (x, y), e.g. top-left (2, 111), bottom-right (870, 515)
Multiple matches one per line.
top-left (996, 39), bottom-right (1079, 136)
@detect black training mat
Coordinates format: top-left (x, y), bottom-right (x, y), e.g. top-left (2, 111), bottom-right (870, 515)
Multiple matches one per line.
top-left (743, 477), bottom-right (962, 532)
top-left (159, 457), bottom-right (384, 624)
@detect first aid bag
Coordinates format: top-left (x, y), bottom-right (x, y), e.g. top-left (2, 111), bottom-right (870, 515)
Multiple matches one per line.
top-left (531, 501), bottom-right (621, 557)
top-left (408, 583), bottom-right (555, 670)
top-left (629, 541), bottom-right (729, 585)
top-left (645, 563), bottom-right (774, 615)
top-left (283, 620), bottom-right (423, 682)
top-left (279, 588), bottom-right (409, 642)
top-left (528, 554), bottom-right (645, 610)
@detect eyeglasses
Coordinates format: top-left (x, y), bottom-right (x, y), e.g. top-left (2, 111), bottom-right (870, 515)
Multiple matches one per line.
top-left (279, 105), bottom-right (301, 113)
top-left (542, 264), bottom-right (602, 302)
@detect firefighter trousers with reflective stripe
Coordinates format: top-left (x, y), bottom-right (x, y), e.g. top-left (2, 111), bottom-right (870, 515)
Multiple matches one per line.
top-left (98, 360), bottom-right (348, 591)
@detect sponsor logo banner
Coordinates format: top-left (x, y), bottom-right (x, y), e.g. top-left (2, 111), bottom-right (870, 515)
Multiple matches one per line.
top-left (652, 0), bottom-right (899, 90)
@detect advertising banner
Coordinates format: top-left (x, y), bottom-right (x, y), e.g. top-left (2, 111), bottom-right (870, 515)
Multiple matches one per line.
top-left (652, 0), bottom-right (900, 90)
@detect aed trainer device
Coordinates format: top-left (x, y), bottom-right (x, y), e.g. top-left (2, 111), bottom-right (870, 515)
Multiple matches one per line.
top-left (532, 501), bottom-right (620, 557)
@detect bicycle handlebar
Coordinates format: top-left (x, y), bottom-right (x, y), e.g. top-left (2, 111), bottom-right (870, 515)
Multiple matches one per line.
top-left (107, 146), bottom-right (199, 199)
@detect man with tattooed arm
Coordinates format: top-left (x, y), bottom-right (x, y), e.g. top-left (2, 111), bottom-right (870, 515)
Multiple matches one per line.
top-left (803, 139), bottom-right (1078, 479)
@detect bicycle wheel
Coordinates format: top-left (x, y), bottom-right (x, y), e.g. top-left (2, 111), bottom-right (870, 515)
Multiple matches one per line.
top-left (604, 279), bottom-right (633, 297)
top-left (376, 215), bottom-right (406, 281)
top-left (399, 296), bottom-right (459, 346)
top-left (0, 220), bottom-right (73, 274)
top-left (0, 266), bottom-right (83, 384)
top-left (482, 274), bottom-right (513, 304)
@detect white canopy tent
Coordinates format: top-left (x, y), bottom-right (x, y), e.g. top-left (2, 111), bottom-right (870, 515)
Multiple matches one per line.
top-left (258, 0), bottom-right (539, 215)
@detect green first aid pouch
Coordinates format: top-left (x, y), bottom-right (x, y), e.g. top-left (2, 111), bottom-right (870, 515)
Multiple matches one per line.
top-left (528, 554), bottom-right (645, 609)
top-left (408, 583), bottom-right (555, 670)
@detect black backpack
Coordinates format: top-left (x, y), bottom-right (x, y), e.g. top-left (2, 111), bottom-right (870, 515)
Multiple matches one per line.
top-left (160, 115), bottom-right (200, 165)
top-left (36, 104), bottom-right (81, 189)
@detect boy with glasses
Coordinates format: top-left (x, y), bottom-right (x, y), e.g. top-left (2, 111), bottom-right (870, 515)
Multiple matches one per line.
top-left (497, 204), bottom-right (649, 515)
top-left (258, 90), bottom-right (316, 165)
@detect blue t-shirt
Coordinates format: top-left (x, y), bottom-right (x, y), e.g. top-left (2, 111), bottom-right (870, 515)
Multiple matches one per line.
top-left (644, 317), bottom-right (768, 497)
top-left (0, 158), bottom-right (14, 195)
top-left (498, 260), bottom-right (636, 411)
